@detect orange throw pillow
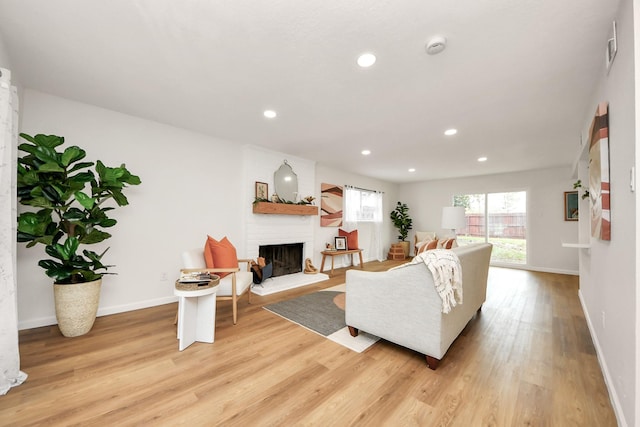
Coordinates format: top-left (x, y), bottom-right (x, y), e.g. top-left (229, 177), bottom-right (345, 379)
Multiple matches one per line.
top-left (204, 235), bottom-right (238, 278)
top-left (339, 229), bottom-right (359, 250)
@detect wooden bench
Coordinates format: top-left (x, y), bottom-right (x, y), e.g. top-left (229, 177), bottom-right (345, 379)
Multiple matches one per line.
top-left (320, 249), bottom-right (364, 276)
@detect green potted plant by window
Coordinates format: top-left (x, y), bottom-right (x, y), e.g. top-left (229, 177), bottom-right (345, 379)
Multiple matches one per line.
top-left (390, 201), bottom-right (413, 257)
top-left (17, 133), bottom-right (141, 337)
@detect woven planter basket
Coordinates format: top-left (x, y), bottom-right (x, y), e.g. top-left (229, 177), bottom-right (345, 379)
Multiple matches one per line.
top-left (53, 279), bottom-right (102, 337)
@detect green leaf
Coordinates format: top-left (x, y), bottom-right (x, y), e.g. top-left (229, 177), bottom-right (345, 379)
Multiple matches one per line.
top-left (38, 162), bottom-right (65, 173)
top-left (62, 208), bottom-right (86, 220)
top-left (111, 190), bottom-right (129, 206)
top-left (61, 146), bottom-right (86, 166)
top-left (68, 161), bottom-right (94, 174)
top-left (32, 145), bottom-right (60, 165)
top-left (32, 134), bottom-right (65, 149)
top-left (19, 133), bottom-right (36, 144)
top-left (99, 218), bottom-right (117, 228)
top-left (64, 237), bottom-right (79, 258)
top-left (41, 185), bottom-right (63, 204)
top-left (74, 191), bottom-right (95, 210)
top-left (69, 171), bottom-right (95, 183)
top-left (80, 229), bottom-right (111, 244)
top-left (17, 212), bottom-right (50, 236)
top-left (22, 196), bottom-right (52, 208)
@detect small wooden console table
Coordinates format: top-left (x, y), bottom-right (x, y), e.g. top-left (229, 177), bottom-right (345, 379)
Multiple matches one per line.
top-left (320, 249), bottom-right (364, 276)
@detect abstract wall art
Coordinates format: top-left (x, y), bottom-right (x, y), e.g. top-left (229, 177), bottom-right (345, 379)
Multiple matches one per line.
top-left (320, 183), bottom-right (343, 227)
top-left (589, 102), bottom-right (610, 240)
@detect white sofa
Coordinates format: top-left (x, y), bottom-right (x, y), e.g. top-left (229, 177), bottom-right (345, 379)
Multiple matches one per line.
top-left (345, 243), bottom-right (492, 369)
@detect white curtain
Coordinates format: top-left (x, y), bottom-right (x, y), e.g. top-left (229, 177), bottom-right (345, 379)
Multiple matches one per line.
top-left (344, 186), bottom-right (385, 263)
top-left (0, 67), bottom-right (27, 394)
top-left (370, 190), bottom-right (384, 261)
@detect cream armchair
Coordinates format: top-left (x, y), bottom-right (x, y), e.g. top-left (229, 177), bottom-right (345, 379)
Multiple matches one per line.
top-left (346, 243), bottom-right (492, 369)
top-left (181, 248), bottom-right (253, 325)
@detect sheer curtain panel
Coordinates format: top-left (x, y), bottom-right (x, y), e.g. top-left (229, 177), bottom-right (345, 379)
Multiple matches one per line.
top-left (0, 67), bottom-right (27, 394)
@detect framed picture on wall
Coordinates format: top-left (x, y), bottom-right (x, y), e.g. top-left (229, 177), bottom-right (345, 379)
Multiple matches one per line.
top-left (564, 191), bottom-right (579, 221)
top-left (335, 236), bottom-right (347, 251)
top-left (255, 182), bottom-right (268, 200)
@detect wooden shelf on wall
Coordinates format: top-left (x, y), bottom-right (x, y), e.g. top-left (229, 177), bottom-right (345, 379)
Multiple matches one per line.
top-left (252, 202), bottom-right (318, 216)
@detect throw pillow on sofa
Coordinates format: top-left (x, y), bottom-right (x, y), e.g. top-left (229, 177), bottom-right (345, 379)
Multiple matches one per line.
top-left (417, 239), bottom-right (439, 254)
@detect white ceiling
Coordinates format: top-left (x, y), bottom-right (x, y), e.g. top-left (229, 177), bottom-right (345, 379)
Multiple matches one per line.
top-left (0, 0), bottom-right (619, 183)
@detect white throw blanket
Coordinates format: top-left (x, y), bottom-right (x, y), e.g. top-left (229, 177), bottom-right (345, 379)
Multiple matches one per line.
top-left (392, 249), bottom-right (462, 313)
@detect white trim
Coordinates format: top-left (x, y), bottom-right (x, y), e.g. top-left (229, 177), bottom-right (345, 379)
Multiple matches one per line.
top-left (18, 295), bottom-right (178, 330)
top-left (578, 290), bottom-right (627, 427)
top-left (490, 262), bottom-right (578, 276)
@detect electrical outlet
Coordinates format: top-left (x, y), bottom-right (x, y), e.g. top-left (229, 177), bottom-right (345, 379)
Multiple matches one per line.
top-left (160, 272), bottom-right (168, 282)
top-left (601, 311), bottom-right (606, 329)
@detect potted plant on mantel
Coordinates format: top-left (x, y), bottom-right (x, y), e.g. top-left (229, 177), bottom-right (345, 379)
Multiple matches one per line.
top-left (17, 133), bottom-right (141, 337)
top-left (390, 201), bottom-right (413, 257)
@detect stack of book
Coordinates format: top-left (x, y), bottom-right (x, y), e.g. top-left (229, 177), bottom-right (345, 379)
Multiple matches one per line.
top-left (178, 272), bottom-right (212, 285)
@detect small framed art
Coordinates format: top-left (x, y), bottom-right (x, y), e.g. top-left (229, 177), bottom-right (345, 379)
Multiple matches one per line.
top-left (335, 236), bottom-right (347, 251)
top-left (564, 191), bottom-right (579, 221)
top-left (255, 182), bottom-right (268, 200)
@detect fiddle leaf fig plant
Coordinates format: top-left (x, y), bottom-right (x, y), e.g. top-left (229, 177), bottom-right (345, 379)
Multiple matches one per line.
top-left (16, 133), bottom-right (141, 284)
top-left (390, 201), bottom-right (413, 241)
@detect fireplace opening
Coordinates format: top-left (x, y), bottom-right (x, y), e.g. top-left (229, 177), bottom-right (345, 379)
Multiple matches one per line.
top-left (258, 243), bottom-right (303, 277)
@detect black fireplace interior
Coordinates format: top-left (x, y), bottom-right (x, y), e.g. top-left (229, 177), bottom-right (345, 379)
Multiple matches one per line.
top-left (258, 243), bottom-right (303, 277)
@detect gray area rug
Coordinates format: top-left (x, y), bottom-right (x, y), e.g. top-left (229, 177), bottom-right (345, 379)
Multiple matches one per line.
top-left (264, 291), bottom-right (345, 336)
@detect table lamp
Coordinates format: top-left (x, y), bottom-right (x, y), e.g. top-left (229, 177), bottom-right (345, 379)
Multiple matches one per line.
top-left (441, 206), bottom-right (466, 236)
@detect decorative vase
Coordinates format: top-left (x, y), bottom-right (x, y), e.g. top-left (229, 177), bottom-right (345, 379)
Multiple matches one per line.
top-left (53, 279), bottom-right (102, 337)
top-left (399, 241), bottom-right (410, 258)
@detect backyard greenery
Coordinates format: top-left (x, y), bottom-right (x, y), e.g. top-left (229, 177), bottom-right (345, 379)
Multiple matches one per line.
top-left (457, 235), bottom-right (526, 264)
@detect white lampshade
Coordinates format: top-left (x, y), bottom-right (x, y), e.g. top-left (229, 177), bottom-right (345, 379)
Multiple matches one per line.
top-left (441, 206), bottom-right (466, 231)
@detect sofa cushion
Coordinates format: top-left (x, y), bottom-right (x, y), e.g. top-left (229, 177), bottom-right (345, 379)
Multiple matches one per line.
top-left (339, 229), bottom-right (359, 250)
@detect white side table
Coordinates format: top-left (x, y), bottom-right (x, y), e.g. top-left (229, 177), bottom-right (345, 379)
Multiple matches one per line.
top-left (174, 276), bottom-right (220, 351)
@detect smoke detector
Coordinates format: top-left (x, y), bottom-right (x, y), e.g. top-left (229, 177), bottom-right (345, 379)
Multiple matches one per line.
top-left (425, 36), bottom-right (447, 55)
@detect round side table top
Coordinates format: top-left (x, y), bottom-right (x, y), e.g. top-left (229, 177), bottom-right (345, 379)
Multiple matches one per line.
top-left (174, 275), bottom-right (220, 297)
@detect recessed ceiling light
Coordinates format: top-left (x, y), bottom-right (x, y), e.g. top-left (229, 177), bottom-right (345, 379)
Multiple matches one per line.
top-left (425, 36), bottom-right (447, 55)
top-left (444, 129), bottom-right (457, 136)
top-left (263, 110), bottom-right (277, 119)
top-left (408, 168), bottom-right (416, 172)
top-left (361, 149), bottom-right (371, 155)
top-left (477, 156), bottom-right (488, 162)
top-left (357, 53), bottom-right (376, 68)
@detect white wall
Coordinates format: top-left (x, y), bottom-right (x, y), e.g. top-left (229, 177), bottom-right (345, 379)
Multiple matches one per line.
top-left (399, 167), bottom-right (579, 274)
top-left (0, 33), bottom-right (11, 69)
top-left (577, 0), bottom-right (637, 425)
top-left (315, 164), bottom-right (399, 267)
top-left (17, 89), bottom-right (246, 329)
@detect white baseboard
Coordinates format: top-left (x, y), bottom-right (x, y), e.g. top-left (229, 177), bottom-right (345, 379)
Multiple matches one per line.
top-left (578, 290), bottom-right (627, 427)
top-left (491, 262), bottom-right (578, 276)
top-left (18, 295), bottom-right (178, 331)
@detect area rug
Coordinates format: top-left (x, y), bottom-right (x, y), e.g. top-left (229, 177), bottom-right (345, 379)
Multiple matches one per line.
top-left (263, 284), bottom-right (379, 353)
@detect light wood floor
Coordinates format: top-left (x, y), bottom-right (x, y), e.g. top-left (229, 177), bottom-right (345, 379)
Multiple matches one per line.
top-left (2, 261), bottom-right (617, 426)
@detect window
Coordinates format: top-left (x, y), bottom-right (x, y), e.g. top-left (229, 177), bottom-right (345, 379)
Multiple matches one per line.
top-left (344, 186), bottom-right (384, 261)
top-left (454, 191), bottom-right (527, 265)
top-left (345, 187), bottom-right (382, 222)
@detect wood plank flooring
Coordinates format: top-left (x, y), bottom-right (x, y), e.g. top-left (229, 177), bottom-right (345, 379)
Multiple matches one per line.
top-left (1, 262), bottom-right (617, 426)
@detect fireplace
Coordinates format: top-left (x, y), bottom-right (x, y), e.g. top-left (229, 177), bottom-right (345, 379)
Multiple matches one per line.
top-left (258, 243), bottom-right (303, 277)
